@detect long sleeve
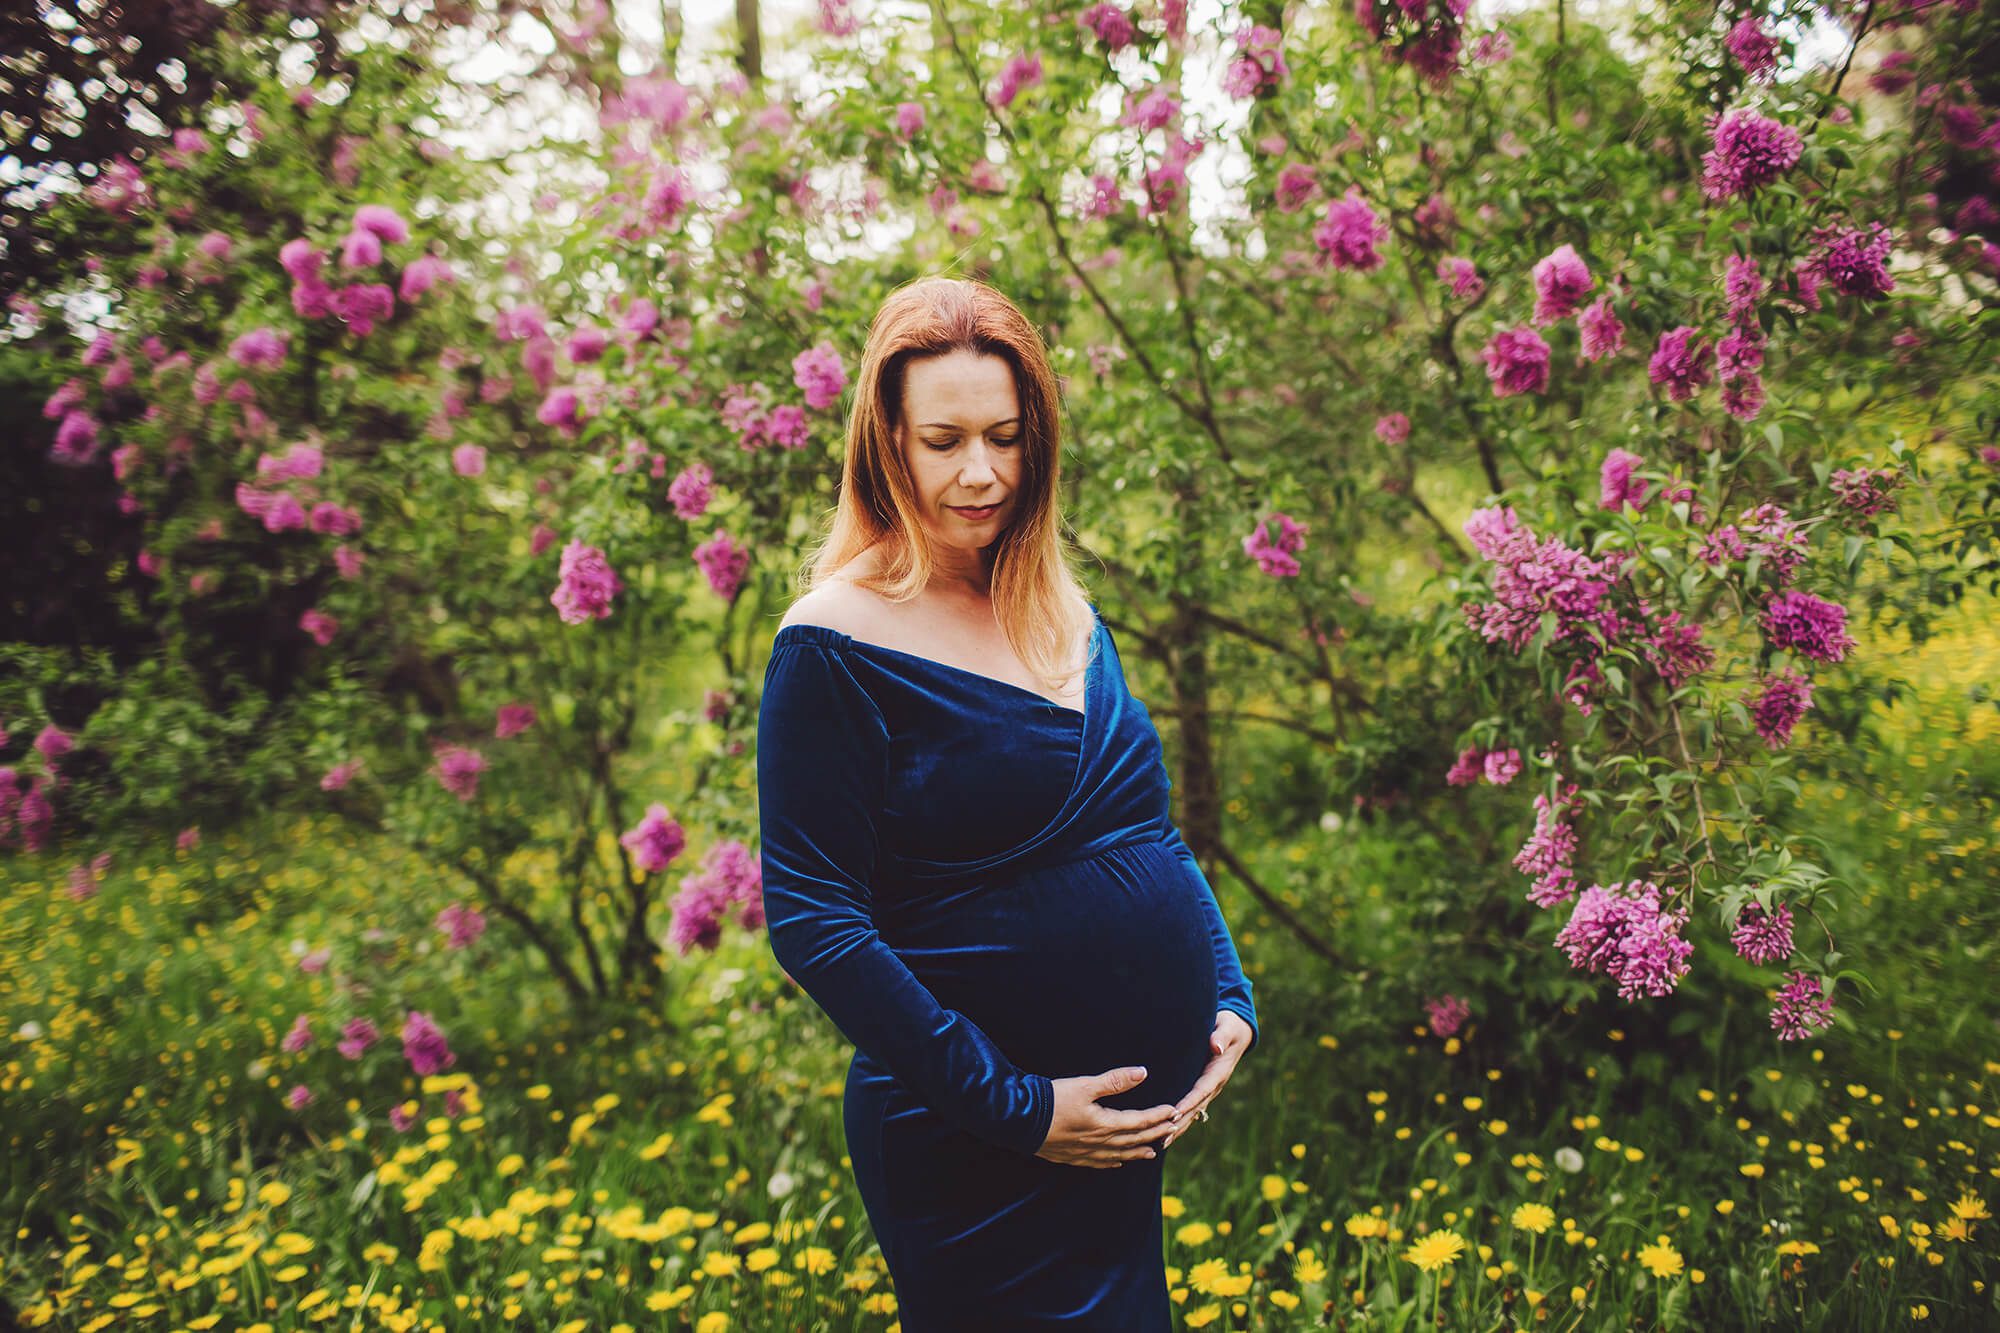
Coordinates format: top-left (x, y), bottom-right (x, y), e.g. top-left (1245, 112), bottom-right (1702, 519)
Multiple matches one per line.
top-left (1161, 823), bottom-right (1260, 1056)
top-left (757, 639), bottom-right (1055, 1156)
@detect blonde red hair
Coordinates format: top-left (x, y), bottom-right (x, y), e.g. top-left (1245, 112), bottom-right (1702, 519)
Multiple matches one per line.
top-left (799, 275), bottom-right (1095, 694)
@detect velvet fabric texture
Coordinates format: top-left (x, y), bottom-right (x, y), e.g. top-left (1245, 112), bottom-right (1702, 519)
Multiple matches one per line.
top-left (758, 602), bottom-right (1259, 1331)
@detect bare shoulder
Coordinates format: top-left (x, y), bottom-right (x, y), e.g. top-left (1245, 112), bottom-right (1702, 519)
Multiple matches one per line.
top-left (776, 569), bottom-right (896, 642)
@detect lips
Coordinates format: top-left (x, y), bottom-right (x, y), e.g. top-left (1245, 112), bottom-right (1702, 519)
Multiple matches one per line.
top-left (950, 503), bottom-right (1000, 518)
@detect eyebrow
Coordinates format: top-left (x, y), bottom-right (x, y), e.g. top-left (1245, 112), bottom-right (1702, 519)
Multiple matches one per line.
top-left (918, 417), bottom-right (1020, 430)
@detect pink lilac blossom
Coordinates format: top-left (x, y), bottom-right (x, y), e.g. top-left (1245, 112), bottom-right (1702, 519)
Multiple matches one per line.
top-left (388, 1103), bottom-right (416, 1132)
top-left (1598, 448), bottom-right (1650, 511)
top-left (1470, 30), bottom-right (1513, 64)
top-left (1425, 993), bottom-right (1472, 1038)
top-left (1513, 782), bottom-right (1581, 908)
top-left (1141, 133), bottom-right (1204, 218)
top-left (1079, 3), bottom-right (1137, 50)
top-left (310, 503), bottom-right (362, 536)
top-left (431, 744), bottom-right (488, 801)
top-left (1445, 746), bottom-right (1485, 787)
top-left (340, 227), bottom-right (383, 270)
top-left (337, 1017), bottom-right (379, 1060)
top-left (537, 387), bottom-right (583, 433)
top-left (1553, 879), bottom-right (1695, 1000)
top-left (399, 255), bottom-right (453, 302)
top-left (1805, 220), bottom-right (1896, 299)
top-left (621, 802), bottom-right (688, 874)
top-left (530, 524), bottom-right (559, 557)
top-left (228, 327), bottom-right (289, 371)
top-left (1761, 590), bottom-right (1854, 662)
top-left (1577, 294), bottom-right (1625, 362)
top-left (552, 540), bottom-right (623, 623)
top-left (282, 1014), bottom-right (313, 1053)
top-left (401, 1010), bottom-right (455, 1075)
top-left (495, 703), bottom-right (536, 739)
top-left (1700, 107), bottom-right (1804, 201)
top-left (1748, 668), bottom-right (1815, 748)
top-left (1222, 24), bottom-right (1289, 99)
top-left (1716, 325), bottom-right (1765, 379)
top-left (298, 946), bottom-right (331, 973)
top-left (1121, 86), bottom-right (1179, 133)
top-left (1242, 511), bottom-right (1306, 577)
top-left (1738, 503), bottom-right (1808, 582)
top-left (1868, 50), bottom-right (1917, 96)
top-left (1770, 970), bottom-right (1834, 1040)
top-left (669, 463), bottom-right (714, 518)
top-left (332, 284), bottom-right (395, 336)
top-left (693, 530), bottom-right (750, 599)
top-left (894, 102), bottom-right (925, 139)
top-left (1724, 253), bottom-right (1765, 320)
top-left (1732, 898), bottom-right (1795, 964)
top-left (286, 1084), bottom-right (313, 1110)
top-left (452, 445), bottom-right (486, 477)
top-left (1480, 327), bottom-right (1551, 396)
top-left (1648, 326), bottom-right (1714, 401)
top-left (352, 204), bottom-right (410, 244)
top-left (1375, 412), bottom-right (1411, 444)
top-left (1482, 748), bottom-right (1522, 785)
top-left (320, 760), bottom-right (363, 791)
top-left (1641, 608), bottom-right (1714, 688)
top-left (434, 901), bottom-right (488, 949)
top-left (299, 608), bottom-right (338, 646)
top-left (792, 341), bottom-right (846, 410)
top-left (1435, 256), bottom-right (1484, 300)
top-left (1531, 244), bottom-right (1594, 325)
top-left (1829, 466), bottom-right (1904, 518)
top-left (990, 53), bottom-right (1043, 109)
top-left (1313, 188), bottom-right (1389, 271)
top-left (1275, 163), bottom-right (1317, 213)
top-left (1726, 17), bottom-right (1780, 80)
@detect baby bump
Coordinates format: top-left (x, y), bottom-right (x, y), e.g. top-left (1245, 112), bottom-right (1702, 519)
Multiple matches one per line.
top-left (883, 839), bottom-right (1219, 1111)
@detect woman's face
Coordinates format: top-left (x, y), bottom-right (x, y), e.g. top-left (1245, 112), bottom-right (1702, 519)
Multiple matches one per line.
top-left (899, 349), bottom-right (1024, 555)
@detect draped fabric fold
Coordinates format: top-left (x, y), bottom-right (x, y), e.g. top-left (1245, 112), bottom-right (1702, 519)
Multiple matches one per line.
top-left (757, 602), bottom-right (1260, 1331)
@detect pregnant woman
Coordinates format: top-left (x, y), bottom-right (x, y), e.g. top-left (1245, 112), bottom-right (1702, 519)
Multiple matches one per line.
top-left (757, 275), bottom-right (1259, 1330)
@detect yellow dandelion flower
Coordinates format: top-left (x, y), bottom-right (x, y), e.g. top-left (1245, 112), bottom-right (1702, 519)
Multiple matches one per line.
top-left (1293, 1250), bottom-right (1328, 1284)
top-left (1776, 1240), bottom-right (1820, 1257)
top-left (644, 1285), bottom-right (694, 1310)
top-left (1269, 1289), bottom-right (1300, 1310)
top-left (1511, 1203), bottom-right (1555, 1234)
top-left (1184, 1303), bottom-right (1223, 1328)
top-left (1161, 1195), bottom-right (1185, 1219)
top-left (1187, 1258), bottom-right (1230, 1294)
top-left (1938, 1217), bottom-right (1974, 1244)
top-left (1259, 1175), bottom-right (1286, 1202)
top-left (700, 1250), bottom-right (741, 1277)
top-left (797, 1246), bottom-right (836, 1275)
top-left (1949, 1194), bottom-right (1990, 1222)
top-left (1739, 1163), bottom-right (1765, 1179)
top-left (1175, 1221), bottom-right (1215, 1247)
top-left (746, 1247), bottom-right (780, 1272)
top-left (695, 1314), bottom-right (730, 1333)
top-left (1402, 1230), bottom-right (1467, 1273)
top-left (1636, 1238), bottom-right (1684, 1279)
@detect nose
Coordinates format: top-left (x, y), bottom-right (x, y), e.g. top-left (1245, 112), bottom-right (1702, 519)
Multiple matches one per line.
top-left (958, 438), bottom-right (1000, 487)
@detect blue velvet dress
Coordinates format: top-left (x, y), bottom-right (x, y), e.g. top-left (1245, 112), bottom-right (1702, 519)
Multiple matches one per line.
top-left (756, 602), bottom-right (1258, 1331)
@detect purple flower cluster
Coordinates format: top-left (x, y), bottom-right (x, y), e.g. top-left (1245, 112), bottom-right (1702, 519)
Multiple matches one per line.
top-left (1640, 607), bottom-right (1715, 688)
top-left (792, 341), bottom-right (847, 411)
top-left (1513, 782), bottom-right (1581, 908)
top-left (1770, 970), bottom-right (1834, 1040)
top-left (1243, 511), bottom-right (1306, 577)
top-left (1598, 448), bottom-right (1649, 511)
top-left (1480, 326), bottom-right (1552, 397)
top-left (1461, 505), bottom-right (1631, 658)
top-left (1577, 295), bottom-right (1626, 363)
top-left (1425, 993), bottom-right (1472, 1039)
top-left (1222, 24), bottom-right (1289, 99)
top-left (1802, 221), bottom-right (1896, 301)
top-left (551, 540), bottom-right (623, 623)
top-left (1531, 244), bottom-right (1594, 326)
top-left (1761, 590), bottom-right (1854, 662)
top-left (1648, 326), bottom-right (1715, 402)
top-left (621, 801), bottom-right (688, 874)
top-left (1446, 745), bottom-right (1521, 787)
top-left (1313, 188), bottom-right (1389, 272)
top-left (434, 901), bottom-right (488, 949)
top-left (1830, 466), bottom-right (1905, 518)
top-left (668, 462), bottom-right (714, 519)
top-left (1700, 107), bottom-right (1803, 202)
top-left (1726, 17), bottom-right (1780, 81)
top-left (1731, 899), bottom-right (1795, 965)
top-left (431, 744), bottom-right (489, 802)
top-left (1748, 668), bottom-right (1815, 749)
top-left (402, 1011), bottom-right (455, 1075)
top-left (1553, 880), bottom-right (1695, 1000)
top-left (694, 530), bottom-right (751, 599)
top-left (668, 839), bottom-right (765, 955)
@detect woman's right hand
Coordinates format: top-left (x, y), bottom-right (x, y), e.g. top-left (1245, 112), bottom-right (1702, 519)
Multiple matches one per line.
top-left (1033, 1066), bottom-right (1179, 1168)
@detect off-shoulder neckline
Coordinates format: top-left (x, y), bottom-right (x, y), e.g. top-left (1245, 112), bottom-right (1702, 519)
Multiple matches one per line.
top-left (770, 611), bottom-right (1100, 721)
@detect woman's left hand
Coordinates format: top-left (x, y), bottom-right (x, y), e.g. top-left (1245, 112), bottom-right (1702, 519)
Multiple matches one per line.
top-left (1158, 1010), bottom-right (1252, 1149)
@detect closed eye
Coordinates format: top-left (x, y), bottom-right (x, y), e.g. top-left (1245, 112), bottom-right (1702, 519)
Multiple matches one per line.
top-left (925, 435), bottom-right (1019, 450)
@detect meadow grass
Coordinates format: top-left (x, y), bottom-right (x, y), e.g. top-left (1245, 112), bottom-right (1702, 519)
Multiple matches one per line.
top-left (2, 609), bottom-right (1995, 1330)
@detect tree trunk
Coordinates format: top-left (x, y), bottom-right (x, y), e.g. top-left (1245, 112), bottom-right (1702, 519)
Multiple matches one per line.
top-left (735, 0), bottom-right (761, 83)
